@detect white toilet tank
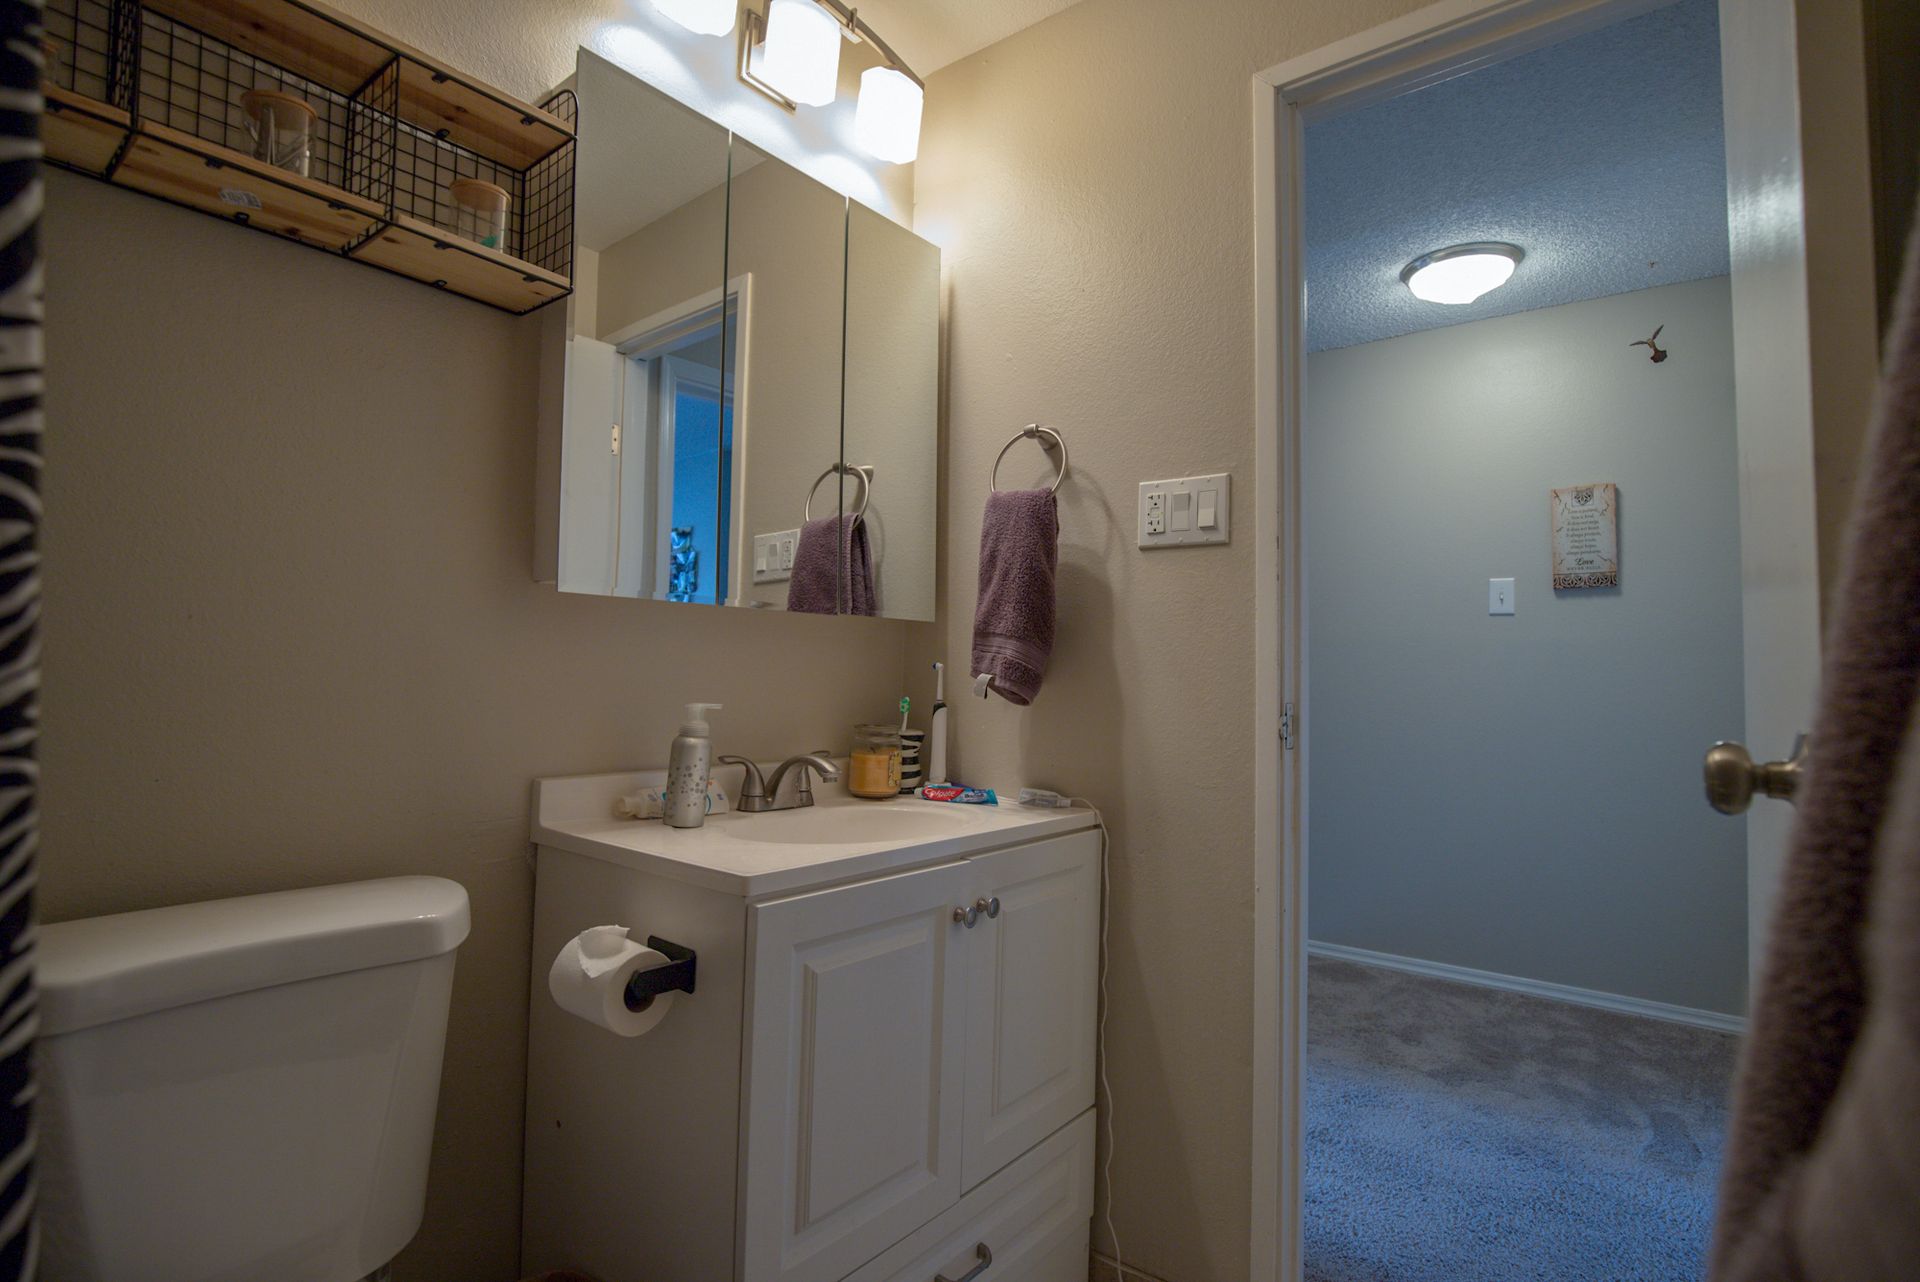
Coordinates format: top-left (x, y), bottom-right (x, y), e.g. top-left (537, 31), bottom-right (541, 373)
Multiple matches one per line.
top-left (35, 875), bottom-right (471, 1282)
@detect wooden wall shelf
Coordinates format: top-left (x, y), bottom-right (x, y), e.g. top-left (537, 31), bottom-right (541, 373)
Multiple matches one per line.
top-left (42, 0), bottom-right (575, 315)
top-left (44, 85), bottom-right (129, 176)
top-left (350, 213), bottom-right (571, 311)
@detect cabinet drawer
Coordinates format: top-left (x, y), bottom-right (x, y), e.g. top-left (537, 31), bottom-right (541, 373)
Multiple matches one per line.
top-left (845, 1110), bottom-right (1094, 1282)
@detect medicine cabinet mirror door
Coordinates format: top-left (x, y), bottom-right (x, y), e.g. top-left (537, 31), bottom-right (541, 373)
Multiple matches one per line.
top-left (843, 201), bottom-right (939, 622)
top-left (725, 138), bottom-right (848, 614)
top-left (550, 49), bottom-right (940, 620)
top-left (558, 49), bottom-right (734, 605)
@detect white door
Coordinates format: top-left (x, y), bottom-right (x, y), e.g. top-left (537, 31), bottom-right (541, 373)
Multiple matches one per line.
top-left (961, 833), bottom-right (1100, 1190)
top-left (1717, 0), bottom-right (1868, 973)
top-left (558, 335), bottom-right (621, 594)
top-left (741, 862), bottom-right (971, 1282)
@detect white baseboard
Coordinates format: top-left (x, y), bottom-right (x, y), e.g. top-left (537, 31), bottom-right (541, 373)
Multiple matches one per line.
top-left (1307, 940), bottom-right (1747, 1035)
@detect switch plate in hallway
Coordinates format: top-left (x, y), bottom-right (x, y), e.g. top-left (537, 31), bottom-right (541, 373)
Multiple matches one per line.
top-left (1139, 474), bottom-right (1230, 548)
top-left (1490, 577), bottom-right (1516, 615)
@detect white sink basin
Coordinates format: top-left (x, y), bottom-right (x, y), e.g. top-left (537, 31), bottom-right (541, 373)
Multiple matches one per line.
top-left (534, 769), bottom-right (1093, 897)
top-left (726, 802), bottom-right (985, 846)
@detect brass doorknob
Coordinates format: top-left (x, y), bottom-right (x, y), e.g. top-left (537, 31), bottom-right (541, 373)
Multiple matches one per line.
top-left (1704, 734), bottom-right (1809, 815)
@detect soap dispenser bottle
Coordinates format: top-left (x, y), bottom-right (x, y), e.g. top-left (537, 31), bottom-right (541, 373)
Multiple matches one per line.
top-left (665, 703), bottom-right (722, 828)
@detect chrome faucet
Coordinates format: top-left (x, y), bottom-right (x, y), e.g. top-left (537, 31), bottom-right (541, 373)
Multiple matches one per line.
top-left (719, 752), bottom-right (841, 813)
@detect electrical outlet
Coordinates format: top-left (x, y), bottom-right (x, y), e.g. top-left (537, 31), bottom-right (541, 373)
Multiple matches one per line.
top-left (753, 529), bottom-right (802, 583)
top-left (1139, 474), bottom-right (1230, 548)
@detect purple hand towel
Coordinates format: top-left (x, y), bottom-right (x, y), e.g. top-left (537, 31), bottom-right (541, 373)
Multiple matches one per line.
top-left (971, 489), bottom-right (1058, 705)
top-left (786, 515), bottom-right (877, 616)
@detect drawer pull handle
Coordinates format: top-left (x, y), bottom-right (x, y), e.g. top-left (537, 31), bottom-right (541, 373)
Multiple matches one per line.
top-left (975, 896), bottom-right (1001, 920)
top-left (953, 904), bottom-right (979, 928)
top-left (936, 1242), bottom-right (992, 1282)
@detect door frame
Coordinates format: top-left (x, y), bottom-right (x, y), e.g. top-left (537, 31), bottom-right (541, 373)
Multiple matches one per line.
top-left (1248, 0), bottom-right (1844, 1276)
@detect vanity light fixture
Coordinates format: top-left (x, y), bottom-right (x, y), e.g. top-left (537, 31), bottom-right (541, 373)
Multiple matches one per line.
top-left (855, 65), bottom-right (923, 163)
top-left (754, 0), bottom-right (842, 106)
top-left (736, 0), bottom-right (925, 164)
top-left (1401, 242), bottom-right (1524, 305)
top-left (650, 0), bottom-right (737, 37)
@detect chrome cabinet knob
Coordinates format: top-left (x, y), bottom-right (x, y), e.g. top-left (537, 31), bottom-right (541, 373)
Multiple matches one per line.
top-left (953, 904), bottom-right (978, 928)
top-left (974, 896), bottom-right (1001, 920)
top-left (1704, 734), bottom-right (1809, 815)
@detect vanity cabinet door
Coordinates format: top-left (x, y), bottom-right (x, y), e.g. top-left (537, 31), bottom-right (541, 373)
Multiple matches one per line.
top-left (961, 832), bottom-right (1101, 1189)
top-left (741, 861), bottom-right (971, 1282)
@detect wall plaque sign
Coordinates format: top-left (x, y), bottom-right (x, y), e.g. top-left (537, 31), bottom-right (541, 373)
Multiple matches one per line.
top-left (1551, 483), bottom-right (1618, 589)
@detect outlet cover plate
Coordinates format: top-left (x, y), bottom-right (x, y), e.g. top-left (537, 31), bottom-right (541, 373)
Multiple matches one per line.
top-left (753, 529), bottom-right (801, 583)
top-left (1139, 474), bottom-right (1231, 548)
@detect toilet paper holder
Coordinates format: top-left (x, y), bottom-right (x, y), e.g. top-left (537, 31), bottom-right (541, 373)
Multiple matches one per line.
top-left (624, 936), bottom-right (697, 1010)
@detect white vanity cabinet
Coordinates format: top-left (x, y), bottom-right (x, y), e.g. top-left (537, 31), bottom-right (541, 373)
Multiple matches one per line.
top-left (522, 776), bottom-right (1100, 1282)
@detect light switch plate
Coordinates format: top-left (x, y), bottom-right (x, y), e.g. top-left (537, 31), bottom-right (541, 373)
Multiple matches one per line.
top-left (1489, 577), bottom-right (1516, 615)
top-left (1139, 474), bottom-right (1231, 548)
top-left (754, 529), bottom-right (802, 583)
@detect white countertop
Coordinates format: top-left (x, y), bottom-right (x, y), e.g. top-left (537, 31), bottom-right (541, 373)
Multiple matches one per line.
top-left (531, 765), bottom-right (1098, 899)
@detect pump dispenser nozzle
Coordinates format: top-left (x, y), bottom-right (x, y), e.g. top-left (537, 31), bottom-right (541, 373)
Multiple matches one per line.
top-left (680, 702), bottom-right (723, 736)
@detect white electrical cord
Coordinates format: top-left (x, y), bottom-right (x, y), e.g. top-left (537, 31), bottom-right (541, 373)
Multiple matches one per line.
top-left (1069, 798), bottom-right (1123, 1275)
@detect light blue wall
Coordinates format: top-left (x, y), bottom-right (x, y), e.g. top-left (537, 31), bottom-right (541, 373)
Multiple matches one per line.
top-left (1305, 276), bottom-right (1748, 1016)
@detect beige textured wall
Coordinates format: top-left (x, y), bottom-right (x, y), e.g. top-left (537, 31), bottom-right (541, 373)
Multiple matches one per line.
top-left (906, 2), bottom-right (1429, 1278)
top-left (39, 174), bottom-right (908, 1282)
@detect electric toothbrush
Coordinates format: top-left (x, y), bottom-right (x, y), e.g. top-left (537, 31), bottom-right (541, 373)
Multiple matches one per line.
top-left (929, 662), bottom-right (950, 785)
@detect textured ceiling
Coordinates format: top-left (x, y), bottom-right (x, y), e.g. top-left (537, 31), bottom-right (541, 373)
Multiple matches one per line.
top-left (1304, 0), bottom-right (1727, 353)
top-left (850, 0), bottom-right (1087, 75)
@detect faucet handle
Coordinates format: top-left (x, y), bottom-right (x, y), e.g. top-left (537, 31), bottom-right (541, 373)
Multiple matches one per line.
top-left (717, 756), bottom-right (766, 802)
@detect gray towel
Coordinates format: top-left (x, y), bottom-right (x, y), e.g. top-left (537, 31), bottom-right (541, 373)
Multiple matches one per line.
top-left (971, 489), bottom-right (1058, 705)
top-left (786, 515), bottom-right (877, 616)
top-left (1709, 194), bottom-right (1920, 1281)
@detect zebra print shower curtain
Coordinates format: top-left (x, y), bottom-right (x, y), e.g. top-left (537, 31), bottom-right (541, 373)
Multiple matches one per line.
top-left (0, 2), bottom-right (40, 1277)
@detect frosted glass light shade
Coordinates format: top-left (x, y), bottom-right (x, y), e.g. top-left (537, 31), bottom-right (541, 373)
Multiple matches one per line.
top-left (650, 0), bottom-right (736, 36)
top-left (855, 66), bottom-right (923, 164)
top-left (759, 0), bottom-right (841, 106)
top-left (1401, 243), bottom-right (1523, 305)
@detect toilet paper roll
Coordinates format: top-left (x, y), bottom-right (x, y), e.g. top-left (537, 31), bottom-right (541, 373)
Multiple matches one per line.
top-left (548, 925), bottom-right (676, 1037)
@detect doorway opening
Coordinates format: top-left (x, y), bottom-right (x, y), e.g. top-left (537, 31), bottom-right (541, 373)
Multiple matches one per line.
top-left (1302, 3), bottom-right (1740, 1276)
top-left (1252, 0), bottom-right (1834, 1277)
top-left (560, 281), bottom-right (746, 604)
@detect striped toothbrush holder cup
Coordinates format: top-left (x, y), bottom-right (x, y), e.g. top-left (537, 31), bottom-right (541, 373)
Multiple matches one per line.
top-left (899, 729), bottom-right (926, 794)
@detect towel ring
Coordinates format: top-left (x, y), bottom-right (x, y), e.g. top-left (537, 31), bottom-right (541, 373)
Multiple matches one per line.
top-left (990, 424), bottom-right (1068, 495)
top-left (805, 463), bottom-right (873, 522)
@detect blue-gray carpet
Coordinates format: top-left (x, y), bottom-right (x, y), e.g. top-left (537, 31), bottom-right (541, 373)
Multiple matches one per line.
top-left (1306, 956), bottom-right (1739, 1282)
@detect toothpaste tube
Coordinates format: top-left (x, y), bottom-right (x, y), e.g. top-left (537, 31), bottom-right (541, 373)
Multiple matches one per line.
top-left (920, 785), bottom-right (998, 805)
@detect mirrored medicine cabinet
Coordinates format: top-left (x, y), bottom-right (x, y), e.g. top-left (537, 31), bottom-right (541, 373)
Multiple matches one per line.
top-left (551, 49), bottom-right (938, 622)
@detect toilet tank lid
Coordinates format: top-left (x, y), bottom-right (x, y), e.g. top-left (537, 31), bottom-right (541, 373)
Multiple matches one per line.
top-left (37, 876), bottom-right (471, 1036)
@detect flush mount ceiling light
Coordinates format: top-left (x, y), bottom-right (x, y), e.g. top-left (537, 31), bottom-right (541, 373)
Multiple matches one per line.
top-left (650, 0), bottom-right (736, 37)
top-left (733, 0), bottom-right (925, 164)
top-left (1401, 242), bottom-right (1524, 305)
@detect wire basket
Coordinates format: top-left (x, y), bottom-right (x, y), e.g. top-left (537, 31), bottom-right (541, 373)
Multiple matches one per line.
top-left (41, 0), bottom-right (575, 311)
